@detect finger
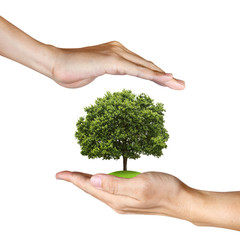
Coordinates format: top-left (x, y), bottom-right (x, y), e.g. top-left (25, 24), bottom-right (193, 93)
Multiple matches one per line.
top-left (114, 44), bottom-right (185, 89)
top-left (90, 174), bottom-right (140, 199)
top-left (119, 51), bottom-right (185, 89)
top-left (154, 77), bottom-right (185, 89)
top-left (56, 171), bottom-right (138, 207)
top-left (110, 58), bottom-right (184, 90)
top-left (56, 171), bottom-right (92, 181)
top-left (106, 41), bottom-right (165, 72)
top-left (116, 46), bottom-right (165, 73)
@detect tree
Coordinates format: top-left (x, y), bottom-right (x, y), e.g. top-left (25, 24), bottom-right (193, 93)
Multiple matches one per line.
top-left (75, 89), bottom-right (169, 171)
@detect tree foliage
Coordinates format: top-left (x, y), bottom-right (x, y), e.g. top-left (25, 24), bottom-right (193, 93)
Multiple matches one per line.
top-left (75, 89), bottom-right (169, 170)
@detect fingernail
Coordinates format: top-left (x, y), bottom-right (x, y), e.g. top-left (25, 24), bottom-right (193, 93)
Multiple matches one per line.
top-left (178, 81), bottom-right (185, 86)
top-left (166, 80), bottom-right (185, 90)
top-left (90, 175), bottom-right (102, 189)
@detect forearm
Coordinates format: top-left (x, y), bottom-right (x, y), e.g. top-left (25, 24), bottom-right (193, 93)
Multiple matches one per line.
top-left (173, 186), bottom-right (240, 231)
top-left (190, 190), bottom-right (240, 230)
top-left (0, 16), bottom-right (56, 78)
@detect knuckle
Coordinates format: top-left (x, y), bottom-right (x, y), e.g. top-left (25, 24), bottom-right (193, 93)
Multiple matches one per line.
top-left (109, 40), bottom-right (122, 46)
top-left (147, 60), bottom-right (154, 67)
top-left (147, 60), bottom-right (153, 64)
top-left (146, 61), bottom-right (157, 71)
top-left (110, 45), bottom-right (122, 53)
top-left (107, 41), bottom-right (124, 53)
top-left (71, 172), bottom-right (79, 184)
top-left (105, 178), bottom-right (119, 195)
top-left (70, 173), bottom-right (87, 192)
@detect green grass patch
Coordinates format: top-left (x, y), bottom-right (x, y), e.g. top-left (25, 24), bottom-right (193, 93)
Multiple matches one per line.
top-left (109, 170), bottom-right (141, 178)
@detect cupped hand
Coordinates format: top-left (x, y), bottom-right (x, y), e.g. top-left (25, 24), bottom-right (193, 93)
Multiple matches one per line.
top-left (55, 171), bottom-right (190, 217)
top-left (51, 41), bottom-right (185, 89)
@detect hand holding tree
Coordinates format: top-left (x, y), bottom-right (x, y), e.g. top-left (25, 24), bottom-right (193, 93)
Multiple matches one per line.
top-left (56, 171), bottom-right (240, 231)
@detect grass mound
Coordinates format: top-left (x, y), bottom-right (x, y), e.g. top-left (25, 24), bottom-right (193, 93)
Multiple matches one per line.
top-left (109, 170), bottom-right (141, 178)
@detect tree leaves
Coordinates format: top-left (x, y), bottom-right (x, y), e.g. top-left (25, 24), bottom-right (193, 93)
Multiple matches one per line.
top-left (75, 89), bottom-right (169, 161)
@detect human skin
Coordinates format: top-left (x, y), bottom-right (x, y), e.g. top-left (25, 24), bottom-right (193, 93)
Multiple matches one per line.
top-left (56, 171), bottom-right (240, 231)
top-left (0, 16), bottom-right (185, 89)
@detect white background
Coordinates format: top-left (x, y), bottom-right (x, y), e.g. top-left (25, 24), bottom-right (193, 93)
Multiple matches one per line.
top-left (1, 0), bottom-right (240, 239)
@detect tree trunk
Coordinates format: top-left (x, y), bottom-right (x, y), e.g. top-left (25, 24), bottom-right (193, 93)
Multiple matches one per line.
top-left (123, 156), bottom-right (128, 171)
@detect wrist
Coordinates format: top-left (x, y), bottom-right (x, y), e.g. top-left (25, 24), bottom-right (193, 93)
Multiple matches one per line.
top-left (158, 181), bottom-right (208, 226)
top-left (164, 183), bottom-right (197, 222)
top-left (38, 43), bottom-right (59, 79)
top-left (169, 185), bottom-right (211, 227)
top-left (183, 188), bottom-right (208, 226)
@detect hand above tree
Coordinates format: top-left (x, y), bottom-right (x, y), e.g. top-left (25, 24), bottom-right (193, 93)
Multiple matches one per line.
top-left (56, 171), bottom-right (240, 231)
top-left (51, 41), bottom-right (184, 89)
top-left (0, 16), bottom-right (185, 90)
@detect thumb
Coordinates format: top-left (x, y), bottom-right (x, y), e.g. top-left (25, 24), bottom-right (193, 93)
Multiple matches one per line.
top-left (90, 174), bottom-right (134, 196)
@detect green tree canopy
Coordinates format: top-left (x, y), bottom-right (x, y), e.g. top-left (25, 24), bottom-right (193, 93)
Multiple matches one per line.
top-left (75, 89), bottom-right (169, 171)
